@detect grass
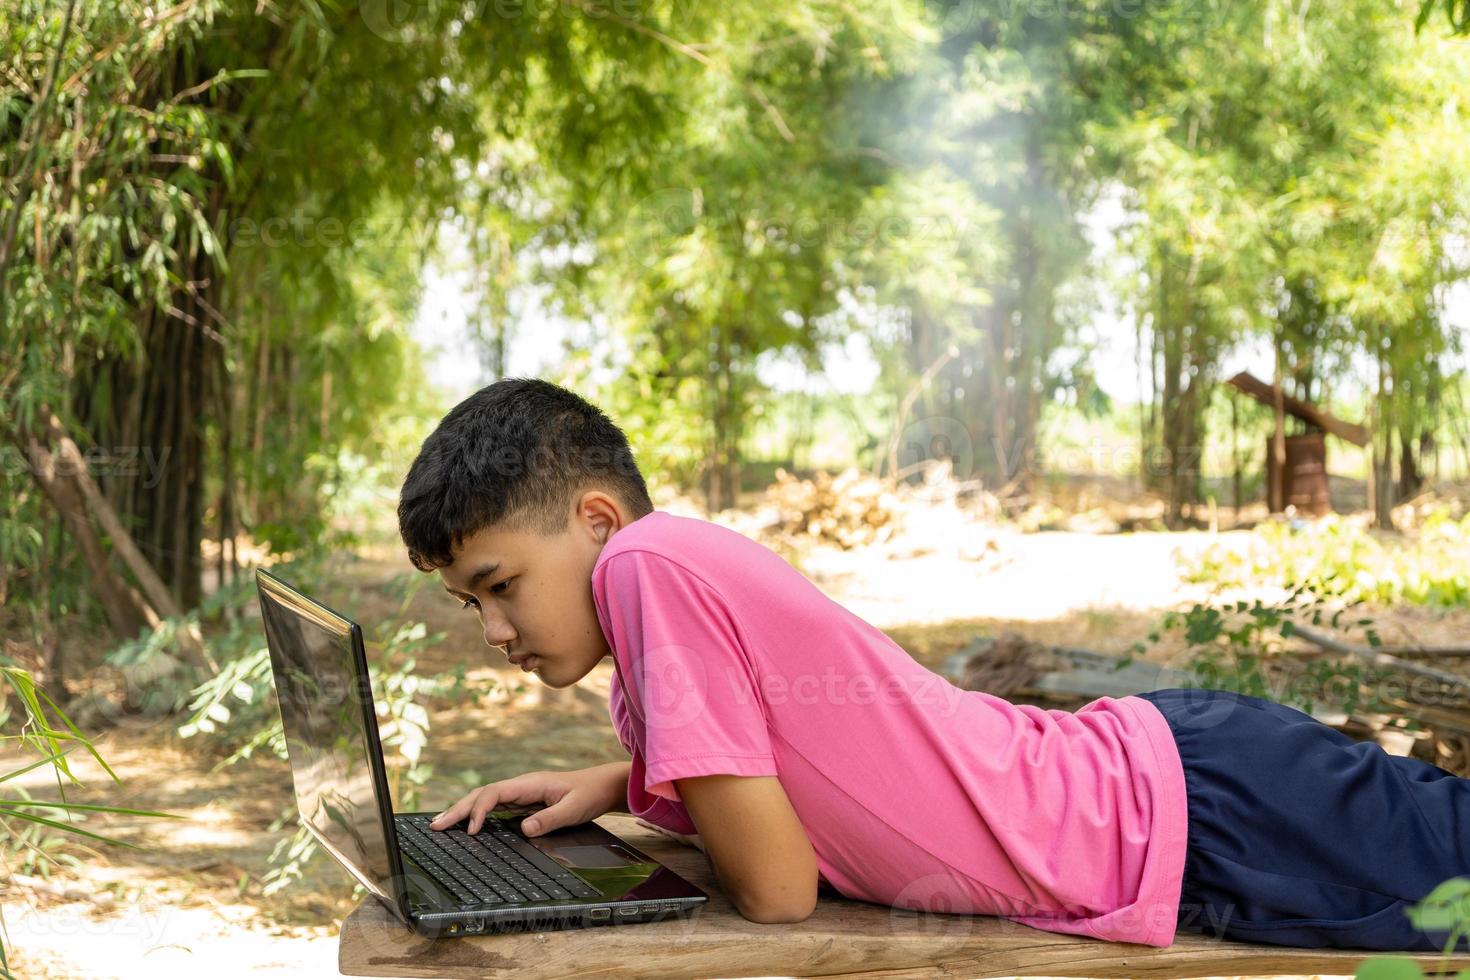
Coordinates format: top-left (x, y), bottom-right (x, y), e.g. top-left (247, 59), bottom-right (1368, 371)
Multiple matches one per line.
top-left (1180, 511), bottom-right (1470, 608)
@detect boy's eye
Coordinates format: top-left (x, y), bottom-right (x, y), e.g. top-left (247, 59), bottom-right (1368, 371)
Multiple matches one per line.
top-left (458, 580), bottom-right (510, 609)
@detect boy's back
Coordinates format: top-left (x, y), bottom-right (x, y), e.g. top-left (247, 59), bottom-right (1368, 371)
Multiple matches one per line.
top-left (592, 509), bottom-right (1189, 947)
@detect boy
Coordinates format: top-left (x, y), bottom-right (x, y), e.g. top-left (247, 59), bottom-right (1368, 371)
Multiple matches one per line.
top-left (399, 378), bottom-right (1470, 948)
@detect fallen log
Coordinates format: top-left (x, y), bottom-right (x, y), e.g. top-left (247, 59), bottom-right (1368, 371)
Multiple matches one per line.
top-left (1290, 624), bottom-right (1470, 691)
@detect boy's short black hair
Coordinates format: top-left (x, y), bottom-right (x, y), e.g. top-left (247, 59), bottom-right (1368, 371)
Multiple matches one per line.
top-left (397, 378), bottom-right (654, 572)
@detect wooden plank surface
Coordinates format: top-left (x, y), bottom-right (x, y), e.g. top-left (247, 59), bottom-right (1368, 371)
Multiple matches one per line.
top-left (340, 813), bottom-right (1470, 979)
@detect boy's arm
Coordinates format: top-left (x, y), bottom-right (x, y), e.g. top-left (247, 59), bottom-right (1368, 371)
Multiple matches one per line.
top-left (675, 773), bottom-right (818, 924)
top-left (595, 760), bottom-right (633, 814)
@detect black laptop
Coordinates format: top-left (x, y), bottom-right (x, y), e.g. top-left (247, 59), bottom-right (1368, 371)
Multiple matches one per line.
top-left (255, 568), bottom-right (708, 937)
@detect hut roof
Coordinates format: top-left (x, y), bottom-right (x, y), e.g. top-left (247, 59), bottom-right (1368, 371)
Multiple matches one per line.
top-left (1225, 371), bottom-right (1369, 447)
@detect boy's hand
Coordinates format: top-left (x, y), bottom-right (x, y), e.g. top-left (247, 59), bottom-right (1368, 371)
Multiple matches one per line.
top-left (429, 763), bottom-right (626, 837)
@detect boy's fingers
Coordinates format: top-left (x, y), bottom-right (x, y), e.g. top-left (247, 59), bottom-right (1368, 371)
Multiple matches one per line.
top-left (427, 801), bottom-right (460, 830)
top-left (429, 789), bottom-right (482, 830)
top-left (430, 773), bottom-right (547, 833)
top-left (519, 804), bottom-right (557, 837)
top-left (467, 788), bottom-right (504, 834)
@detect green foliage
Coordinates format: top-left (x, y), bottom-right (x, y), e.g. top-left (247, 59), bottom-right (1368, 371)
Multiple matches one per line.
top-left (171, 565), bottom-right (482, 897)
top-left (97, 558), bottom-right (296, 727)
top-left (1132, 592), bottom-right (1400, 719)
top-left (1353, 876), bottom-right (1470, 976)
top-left (0, 664), bottom-right (179, 979)
top-left (1354, 957), bottom-right (1465, 979)
top-left (8, 0), bottom-right (1470, 617)
top-left (253, 645), bottom-right (469, 898)
top-left (536, 2), bottom-right (927, 505)
top-left (1182, 513), bottom-right (1470, 608)
top-left (1072, 0), bottom-right (1470, 516)
top-left (1418, 0), bottom-right (1470, 33)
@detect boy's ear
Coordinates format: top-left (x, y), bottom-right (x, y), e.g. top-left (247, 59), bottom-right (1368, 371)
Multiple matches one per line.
top-left (576, 490), bottom-right (622, 542)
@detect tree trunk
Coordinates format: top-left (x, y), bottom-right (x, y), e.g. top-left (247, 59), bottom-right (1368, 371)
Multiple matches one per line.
top-left (984, 305), bottom-right (1012, 485)
top-left (1231, 388), bottom-right (1242, 523)
top-left (217, 343), bottom-right (237, 595)
top-left (1152, 243), bottom-right (1210, 528)
top-left (1270, 334), bottom-right (1287, 513)
top-left (38, 409), bottom-right (214, 671)
top-left (320, 370), bottom-right (333, 443)
top-left (1159, 315), bottom-right (1185, 525)
top-left (705, 327), bottom-right (744, 514)
top-left (12, 423), bottom-right (146, 640)
top-left (84, 270), bottom-right (211, 611)
top-left (1398, 426), bottom-right (1422, 500)
top-left (1373, 339), bottom-right (1395, 529)
top-left (250, 323), bottom-right (271, 519)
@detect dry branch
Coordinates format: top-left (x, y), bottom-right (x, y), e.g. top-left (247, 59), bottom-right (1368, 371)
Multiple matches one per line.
top-left (1291, 624), bottom-right (1470, 690)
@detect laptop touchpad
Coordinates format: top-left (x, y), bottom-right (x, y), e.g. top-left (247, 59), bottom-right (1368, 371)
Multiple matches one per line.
top-left (548, 844), bottom-right (642, 868)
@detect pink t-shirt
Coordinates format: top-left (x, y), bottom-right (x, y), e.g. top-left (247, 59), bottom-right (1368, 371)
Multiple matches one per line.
top-left (591, 510), bottom-right (1189, 947)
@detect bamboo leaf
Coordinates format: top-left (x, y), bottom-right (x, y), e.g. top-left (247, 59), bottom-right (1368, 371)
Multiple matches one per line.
top-left (0, 800), bottom-right (181, 819)
top-left (0, 808), bottom-right (142, 850)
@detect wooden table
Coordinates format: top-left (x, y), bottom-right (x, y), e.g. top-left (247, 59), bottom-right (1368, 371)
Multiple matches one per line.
top-left (341, 814), bottom-right (1470, 979)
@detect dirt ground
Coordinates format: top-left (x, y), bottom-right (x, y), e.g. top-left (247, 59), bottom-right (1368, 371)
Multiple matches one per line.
top-left (4, 491), bottom-right (1467, 979)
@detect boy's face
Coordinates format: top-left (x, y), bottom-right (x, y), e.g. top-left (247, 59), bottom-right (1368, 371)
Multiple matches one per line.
top-left (438, 490), bottom-right (631, 689)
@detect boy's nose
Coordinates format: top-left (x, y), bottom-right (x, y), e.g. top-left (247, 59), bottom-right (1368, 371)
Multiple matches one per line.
top-left (483, 620), bottom-right (516, 650)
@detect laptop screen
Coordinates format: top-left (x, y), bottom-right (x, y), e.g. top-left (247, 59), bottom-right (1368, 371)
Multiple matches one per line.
top-left (257, 571), bottom-right (399, 906)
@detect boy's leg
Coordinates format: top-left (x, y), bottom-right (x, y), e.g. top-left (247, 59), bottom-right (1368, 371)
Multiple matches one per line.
top-left (1137, 687), bottom-right (1470, 952)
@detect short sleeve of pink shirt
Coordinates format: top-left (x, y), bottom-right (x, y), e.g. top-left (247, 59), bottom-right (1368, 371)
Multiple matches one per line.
top-left (598, 549), bottom-right (779, 801)
top-left (591, 511), bottom-right (1189, 947)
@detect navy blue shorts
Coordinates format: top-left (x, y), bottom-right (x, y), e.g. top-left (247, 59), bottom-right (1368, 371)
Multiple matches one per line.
top-left (1136, 687), bottom-right (1470, 951)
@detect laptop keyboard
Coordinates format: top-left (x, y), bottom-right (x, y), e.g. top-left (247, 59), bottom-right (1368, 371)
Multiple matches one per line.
top-left (395, 814), bottom-right (602, 907)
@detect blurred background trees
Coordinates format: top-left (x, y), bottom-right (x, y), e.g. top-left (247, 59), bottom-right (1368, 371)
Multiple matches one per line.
top-left (4, 0), bottom-right (1470, 687)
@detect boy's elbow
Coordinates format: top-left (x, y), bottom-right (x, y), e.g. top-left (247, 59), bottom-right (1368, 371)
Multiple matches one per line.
top-left (735, 892), bottom-right (817, 924)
